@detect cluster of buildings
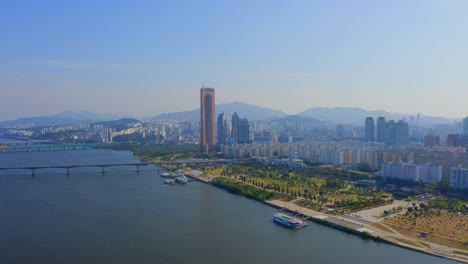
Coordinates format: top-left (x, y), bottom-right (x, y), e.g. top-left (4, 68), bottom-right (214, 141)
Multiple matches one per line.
top-left (364, 117), bottom-right (409, 145)
top-left (200, 87), bottom-right (250, 152)
top-left (217, 112), bottom-right (250, 145)
top-left (221, 140), bottom-right (408, 167)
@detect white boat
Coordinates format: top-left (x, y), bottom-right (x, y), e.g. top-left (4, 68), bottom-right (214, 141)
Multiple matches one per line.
top-left (273, 212), bottom-right (308, 229)
top-left (175, 175), bottom-right (188, 184)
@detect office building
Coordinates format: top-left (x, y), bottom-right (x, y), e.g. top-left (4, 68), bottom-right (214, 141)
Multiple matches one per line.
top-left (200, 87), bottom-right (216, 151)
top-left (217, 113), bottom-right (228, 145)
top-left (365, 117), bottom-right (375, 142)
top-left (237, 118), bottom-right (250, 144)
top-left (231, 112), bottom-right (240, 142)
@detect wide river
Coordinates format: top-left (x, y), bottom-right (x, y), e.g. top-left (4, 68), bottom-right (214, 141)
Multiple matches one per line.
top-left (0, 149), bottom-right (459, 264)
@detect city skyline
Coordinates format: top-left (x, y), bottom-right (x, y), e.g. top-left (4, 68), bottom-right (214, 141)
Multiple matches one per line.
top-left (2, 1), bottom-right (468, 120)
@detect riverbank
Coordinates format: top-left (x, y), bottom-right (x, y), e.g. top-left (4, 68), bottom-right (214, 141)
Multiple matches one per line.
top-left (184, 170), bottom-right (467, 263)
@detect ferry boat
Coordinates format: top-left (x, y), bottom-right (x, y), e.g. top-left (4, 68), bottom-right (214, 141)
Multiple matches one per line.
top-left (273, 212), bottom-right (308, 229)
top-left (175, 175), bottom-right (188, 184)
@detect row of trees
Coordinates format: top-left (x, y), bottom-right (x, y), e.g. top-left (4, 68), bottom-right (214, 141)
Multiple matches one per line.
top-left (211, 177), bottom-right (276, 201)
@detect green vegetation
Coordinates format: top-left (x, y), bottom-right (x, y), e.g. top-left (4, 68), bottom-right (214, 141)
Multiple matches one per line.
top-left (430, 197), bottom-right (468, 214)
top-left (211, 177), bottom-right (277, 201)
top-left (355, 162), bottom-right (377, 173)
top-left (199, 162), bottom-right (390, 212)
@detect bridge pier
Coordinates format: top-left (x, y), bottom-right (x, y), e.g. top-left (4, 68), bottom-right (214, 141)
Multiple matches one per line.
top-left (101, 167), bottom-right (105, 175)
top-left (66, 168), bottom-right (70, 176)
top-left (31, 169), bottom-right (35, 177)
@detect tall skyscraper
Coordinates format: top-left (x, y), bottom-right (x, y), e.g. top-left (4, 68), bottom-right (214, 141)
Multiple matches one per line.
top-left (463, 117), bottom-right (468, 135)
top-left (385, 120), bottom-right (396, 145)
top-left (217, 113), bottom-right (228, 145)
top-left (376, 117), bottom-right (386, 143)
top-left (395, 120), bottom-right (410, 145)
top-left (237, 118), bottom-right (250, 144)
top-left (200, 87), bottom-right (216, 151)
top-left (231, 112), bottom-right (240, 142)
top-left (365, 117), bottom-right (375, 142)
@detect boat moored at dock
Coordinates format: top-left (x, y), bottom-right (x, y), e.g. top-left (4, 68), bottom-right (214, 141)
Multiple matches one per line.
top-left (175, 175), bottom-right (188, 184)
top-left (273, 211), bottom-right (308, 229)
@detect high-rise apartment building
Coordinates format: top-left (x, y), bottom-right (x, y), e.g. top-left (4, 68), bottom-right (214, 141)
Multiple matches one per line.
top-left (383, 120), bottom-right (409, 146)
top-left (376, 117), bottom-right (386, 143)
top-left (336, 124), bottom-right (345, 138)
top-left (385, 120), bottom-right (396, 145)
top-left (365, 117), bottom-right (374, 142)
top-left (450, 166), bottom-right (468, 190)
top-left (200, 87), bottom-right (216, 151)
top-left (383, 162), bottom-right (442, 183)
top-left (424, 134), bottom-right (440, 148)
top-left (395, 120), bottom-right (410, 145)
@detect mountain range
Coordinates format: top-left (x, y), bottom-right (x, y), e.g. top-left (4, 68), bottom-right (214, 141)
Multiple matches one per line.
top-left (0, 111), bottom-right (126, 128)
top-left (0, 103), bottom-right (457, 128)
top-left (298, 107), bottom-right (454, 127)
top-left (153, 101), bottom-right (287, 121)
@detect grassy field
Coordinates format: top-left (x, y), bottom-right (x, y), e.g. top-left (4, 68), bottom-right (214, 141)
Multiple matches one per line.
top-left (384, 210), bottom-right (468, 250)
top-left (386, 210), bottom-right (468, 241)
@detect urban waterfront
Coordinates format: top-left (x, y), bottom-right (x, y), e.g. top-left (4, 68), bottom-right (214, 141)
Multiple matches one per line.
top-left (0, 150), bottom-right (460, 264)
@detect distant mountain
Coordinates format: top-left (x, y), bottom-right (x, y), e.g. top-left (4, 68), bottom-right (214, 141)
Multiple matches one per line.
top-left (0, 116), bottom-right (93, 128)
top-left (52, 111), bottom-right (123, 121)
top-left (0, 111), bottom-right (126, 128)
top-left (154, 101), bottom-right (287, 121)
top-left (298, 107), bottom-right (454, 127)
top-left (270, 115), bottom-right (333, 129)
top-left (93, 118), bottom-right (140, 127)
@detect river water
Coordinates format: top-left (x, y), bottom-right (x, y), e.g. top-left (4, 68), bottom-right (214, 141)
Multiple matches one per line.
top-left (0, 150), bottom-right (459, 264)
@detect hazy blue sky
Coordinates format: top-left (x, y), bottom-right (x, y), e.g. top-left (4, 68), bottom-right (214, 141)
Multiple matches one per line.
top-left (1, 0), bottom-right (468, 121)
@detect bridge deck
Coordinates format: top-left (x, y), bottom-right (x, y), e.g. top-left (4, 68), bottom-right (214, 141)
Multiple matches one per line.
top-left (0, 159), bottom-right (236, 171)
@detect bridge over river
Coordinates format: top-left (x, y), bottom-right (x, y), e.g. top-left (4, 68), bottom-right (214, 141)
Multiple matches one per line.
top-left (0, 159), bottom-right (237, 176)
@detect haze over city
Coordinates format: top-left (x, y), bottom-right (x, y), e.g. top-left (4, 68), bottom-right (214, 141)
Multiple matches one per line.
top-left (2, 1), bottom-right (468, 121)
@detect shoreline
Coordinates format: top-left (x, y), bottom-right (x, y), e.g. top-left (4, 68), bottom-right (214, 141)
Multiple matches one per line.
top-left (184, 172), bottom-right (467, 264)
